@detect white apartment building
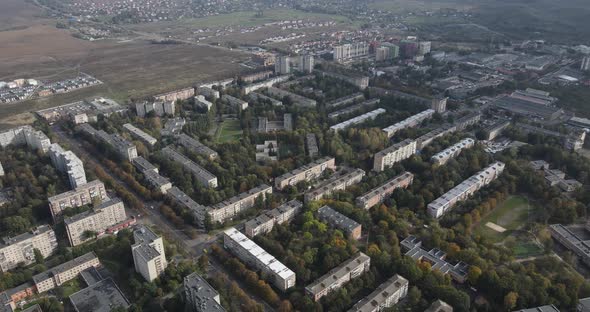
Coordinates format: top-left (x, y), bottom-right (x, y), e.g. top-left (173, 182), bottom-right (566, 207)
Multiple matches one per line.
top-left (356, 172), bottom-right (414, 210)
top-left (0, 126), bottom-right (51, 153)
top-left (196, 86), bottom-right (220, 100)
top-left (299, 55), bottom-right (314, 73)
top-left (244, 200), bottom-right (303, 237)
top-left (274, 157), bottom-right (336, 190)
top-left (275, 56), bottom-right (291, 75)
top-left (135, 101), bottom-right (175, 118)
top-left (348, 275), bottom-right (409, 312)
top-left (195, 95), bottom-right (213, 111)
top-left (48, 179), bottom-right (108, 221)
top-left (222, 94), bottom-right (249, 110)
top-left (48, 143), bottom-right (87, 189)
top-left (64, 198), bottom-right (127, 246)
top-left (33, 252), bottom-right (100, 293)
top-left (0, 225), bottom-right (58, 272)
top-left (132, 225), bottom-right (168, 282)
top-left (333, 43), bottom-right (370, 63)
top-left (304, 168), bottom-right (365, 203)
top-left (428, 161), bottom-right (505, 218)
top-left (431, 138), bottom-right (475, 165)
top-left (223, 227), bottom-right (296, 291)
top-left (123, 124), bottom-right (157, 146)
top-left (208, 185), bottom-right (272, 224)
top-left (382, 109), bottom-right (435, 138)
top-left (373, 139), bottom-right (417, 172)
top-left (330, 109), bottom-right (386, 132)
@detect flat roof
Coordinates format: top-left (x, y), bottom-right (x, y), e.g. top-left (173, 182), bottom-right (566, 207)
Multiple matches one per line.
top-left (1, 225), bottom-right (53, 247)
top-left (317, 206), bottom-right (360, 234)
top-left (69, 278), bottom-right (130, 312)
top-left (348, 275), bottom-right (409, 312)
top-left (306, 252), bottom-right (370, 295)
top-left (33, 252), bottom-right (98, 284)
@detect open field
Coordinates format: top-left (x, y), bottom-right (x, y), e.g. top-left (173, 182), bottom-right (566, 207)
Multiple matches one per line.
top-left (216, 119), bottom-right (242, 143)
top-left (475, 195), bottom-right (531, 242)
top-left (369, 0), bottom-right (475, 12)
top-left (0, 0), bottom-right (48, 30)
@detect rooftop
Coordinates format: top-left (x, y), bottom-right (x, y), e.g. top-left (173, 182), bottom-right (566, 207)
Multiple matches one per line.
top-left (33, 252), bottom-right (98, 284)
top-left (306, 252), bottom-right (370, 295)
top-left (317, 205), bottom-right (361, 234)
top-left (69, 278), bottom-right (130, 312)
top-left (1, 225), bottom-right (53, 247)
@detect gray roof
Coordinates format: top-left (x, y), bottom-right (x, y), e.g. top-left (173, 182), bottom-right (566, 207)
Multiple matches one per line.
top-left (1, 225), bottom-right (53, 247)
top-left (69, 278), bottom-right (130, 312)
top-left (317, 205), bottom-right (361, 234)
top-left (306, 252), bottom-right (370, 296)
top-left (33, 252), bottom-right (98, 284)
top-left (184, 272), bottom-right (225, 312)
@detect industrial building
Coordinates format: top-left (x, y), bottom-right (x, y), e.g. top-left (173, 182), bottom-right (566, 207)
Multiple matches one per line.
top-left (317, 206), bottom-right (362, 239)
top-left (132, 225), bottom-right (168, 282)
top-left (382, 109), bottom-right (435, 138)
top-left (401, 236), bottom-right (469, 283)
top-left (431, 138), bottom-right (476, 165)
top-left (208, 185), bottom-right (273, 224)
top-left (427, 162), bottom-right (505, 218)
top-left (244, 200), bottom-right (303, 237)
top-left (373, 139), bottom-right (417, 172)
top-left (483, 120), bottom-right (511, 140)
top-left (161, 147), bottom-right (218, 188)
top-left (328, 99), bottom-right (381, 119)
top-left (0, 225), bottom-right (58, 272)
top-left (223, 227), bottom-right (296, 291)
top-left (305, 252), bottom-right (370, 301)
top-left (492, 92), bottom-right (563, 120)
top-left (123, 124), bottom-right (157, 146)
top-left (33, 252), bottom-right (100, 293)
top-left (64, 198), bottom-right (127, 246)
top-left (330, 108), bottom-right (386, 132)
top-left (348, 275), bottom-right (409, 312)
top-left (48, 180), bottom-right (108, 221)
top-left (304, 168), bottom-right (365, 202)
top-left (183, 272), bottom-right (225, 312)
top-left (48, 143), bottom-right (87, 189)
top-left (356, 172), bottom-right (414, 210)
top-left (274, 157), bottom-right (336, 189)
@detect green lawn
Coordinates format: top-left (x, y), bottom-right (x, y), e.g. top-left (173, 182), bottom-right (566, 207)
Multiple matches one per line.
top-left (475, 195), bottom-right (531, 242)
top-left (513, 241), bottom-right (544, 258)
top-left (216, 119), bottom-right (242, 143)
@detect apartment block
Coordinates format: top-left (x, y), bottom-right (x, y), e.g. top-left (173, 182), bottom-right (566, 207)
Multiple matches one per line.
top-left (299, 55), bottom-right (314, 73)
top-left (143, 170), bottom-right (172, 194)
top-left (401, 236), bottom-right (469, 283)
top-left (328, 99), bottom-right (380, 119)
top-left (154, 87), bottom-right (195, 102)
top-left (274, 157), bottom-right (336, 190)
top-left (356, 172), bottom-right (414, 210)
top-left (318, 70), bottom-right (369, 90)
top-left (382, 109), bottom-right (435, 138)
top-left (195, 95), bottom-right (213, 111)
top-left (33, 252), bottom-right (100, 293)
top-left (223, 227), bottom-right (296, 291)
top-left (196, 86), bottom-right (220, 100)
top-left (241, 71), bottom-right (273, 83)
top-left (348, 275), bottom-right (409, 312)
top-left (175, 133), bottom-right (218, 160)
top-left (431, 138), bottom-right (475, 165)
top-left (48, 180), bottom-right (108, 221)
top-left (333, 43), bottom-right (370, 63)
top-left (373, 139), bottom-right (417, 172)
top-left (431, 96), bottom-right (447, 113)
top-left (275, 56), bottom-right (291, 75)
top-left (317, 206), bottom-right (362, 239)
top-left (48, 143), bottom-right (87, 189)
top-left (69, 277), bottom-right (130, 312)
top-left (135, 101), bottom-right (175, 118)
top-left (132, 225), bottom-right (168, 282)
top-left (326, 93), bottom-right (365, 109)
top-left (427, 162), bottom-right (505, 218)
top-left (248, 92), bottom-right (283, 106)
top-left (123, 124), bottom-right (157, 146)
top-left (183, 272), bottom-right (225, 312)
top-left (265, 87), bottom-right (317, 107)
top-left (161, 147), bottom-right (218, 188)
top-left (242, 76), bottom-right (291, 95)
top-left (132, 156), bottom-right (158, 173)
top-left (549, 224), bottom-right (590, 266)
top-left (305, 252), bottom-right (370, 301)
top-left (330, 109), bottom-right (386, 132)
top-left (304, 168), bottom-right (365, 203)
top-left (222, 94), bottom-right (249, 110)
top-left (454, 112), bottom-right (482, 131)
top-left (483, 120), bottom-right (510, 140)
top-left (166, 187), bottom-right (208, 228)
top-left (415, 125), bottom-right (457, 150)
top-left (306, 134), bottom-right (319, 157)
top-left (0, 126), bottom-right (51, 153)
top-left (78, 124), bottom-right (138, 161)
top-left (244, 200), bottom-right (303, 237)
top-left (161, 117), bottom-right (186, 136)
top-left (0, 225), bottom-right (58, 272)
top-left (208, 185), bottom-right (272, 224)
top-left (64, 198), bottom-right (127, 246)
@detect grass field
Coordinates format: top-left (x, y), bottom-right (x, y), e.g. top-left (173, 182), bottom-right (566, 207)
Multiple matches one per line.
top-left (513, 241), bottom-right (544, 258)
top-left (475, 195), bottom-right (531, 242)
top-left (216, 119), bottom-right (242, 143)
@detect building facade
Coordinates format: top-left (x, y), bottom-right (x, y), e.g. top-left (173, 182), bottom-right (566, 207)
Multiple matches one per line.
top-left (208, 185), bottom-right (273, 224)
top-left (48, 143), bottom-right (87, 189)
top-left (244, 200), bottom-right (303, 237)
top-left (132, 225), bottom-right (168, 282)
top-left (0, 225), bottom-right (58, 272)
top-left (317, 206), bottom-right (362, 239)
top-left (274, 157), bottom-right (336, 190)
top-left (123, 124), bottom-right (157, 146)
top-left (161, 147), bottom-right (218, 188)
top-left (373, 139), bottom-right (417, 172)
top-left (33, 252), bottom-right (100, 293)
top-left (183, 272), bottom-right (225, 312)
top-left (304, 168), bottom-right (365, 202)
top-left (431, 138), bottom-right (475, 165)
top-left (305, 252), bottom-right (370, 301)
top-left (356, 172), bottom-right (414, 210)
top-left (382, 110), bottom-right (435, 138)
top-left (64, 198), bottom-right (127, 246)
top-left (348, 275), bottom-right (409, 312)
top-left (48, 180), bottom-right (108, 221)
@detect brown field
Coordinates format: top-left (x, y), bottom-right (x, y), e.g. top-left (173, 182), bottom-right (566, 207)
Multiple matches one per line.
top-left (0, 0), bottom-right (47, 30)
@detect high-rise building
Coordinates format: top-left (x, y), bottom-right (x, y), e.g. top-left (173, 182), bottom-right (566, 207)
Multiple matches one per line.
top-left (48, 143), bottom-right (87, 189)
top-left (381, 42), bottom-right (400, 59)
top-left (132, 225), bottom-right (168, 282)
top-left (135, 101), bottom-right (175, 118)
top-left (0, 225), bottom-right (58, 272)
top-left (0, 126), bottom-right (51, 153)
top-left (375, 47), bottom-right (390, 62)
top-left (333, 43), bottom-right (370, 63)
top-left (64, 198), bottom-right (127, 246)
top-left (275, 56), bottom-right (291, 75)
top-left (419, 41), bottom-right (432, 55)
top-left (78, 124), bottom-right (138, 161)
top-left (581, 56), bottom-right (590, 71)
top-left (431, 96), bottom-right (447, 113)
top-left (183, 272), bottom-right (225, 312)
top-left (299, 55), bottom-right (314, 73)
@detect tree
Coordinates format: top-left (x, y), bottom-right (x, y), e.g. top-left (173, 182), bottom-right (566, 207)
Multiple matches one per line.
top-left (34, 248), bottom-right (45, 265)
top-left (278, 300), bottom-right (294, 312)
top-left (468, 266), bottom-right (482, 285)
top-left (198, 254), bottom-right (209, 272)
top-left (504, 291), bottom-right (519, 311)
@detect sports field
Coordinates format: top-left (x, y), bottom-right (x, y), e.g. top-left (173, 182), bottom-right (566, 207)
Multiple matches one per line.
top-left (215, 119), bottom-right (242, 143)
top-left (475, 196), bottom-right (531, 242)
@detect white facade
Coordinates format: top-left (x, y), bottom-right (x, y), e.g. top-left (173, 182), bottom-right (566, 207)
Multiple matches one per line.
top-left (382, 109), bottom-right (435, 138)
top-left (0, 126), bottom-right (51, 153)
top-left (123, 124), bottom-right (157, 146)
top-left (431, 138), bottom-right (475, 165)
top-left (330, 109), bottom-right (386, 132)
top-left (0, 225), bottom-right (58, 272)
top-left (48, 143), bottom-right (87, 189)
top-left (64, 198), bottom-right (127, 246)
top-left (132, 225), bottom-right (168, 282)
top-left (195, 95), bottom-right (213, 111)
top-left (348, 275), bottom-right (409, 312)
top-left (373, 139), bottom-right (417, 172)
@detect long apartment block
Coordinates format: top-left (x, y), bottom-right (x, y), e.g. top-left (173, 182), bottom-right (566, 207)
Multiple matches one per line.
top-left (348, 275), bottom-right (409, 312)
top-left (33, 252), bottom-right (100, 293)
top-left (304, 168), bottom-right (365, 203)
top-left (373, 139), bottom-right (417, 172)
top-left (326, 93), bottom-right (365, 108)
top-left (64, 198), bottom-right (127, 246)
top-left (415, 125), bottom-right (457, 151)
top-left (265, 87), bottom-right (317, 107)
top-left (382, 109), bottom-right (435, 138)
top-left (123, 123), bottom-right (157, 146)
top-left (48, 143), bottom-right (87, 189)
top-left (549, 224), bottom-right (590, 266)
top-left (223, 227), bottom-right (295, 291)
top-left (244, 200), bottom-right (303, 237)
top-left (330, 108), bottom-right (386, 132)
top-left (274, 157), bottom-right (336, 190)
top-left (356, 172), bottom-right (414, 210)
top-left (166, 187), bottom-right (208, 228)
top-left (427, 161), bottom-right (505, 218)
top-left (183, 272), bottom-right (225, 312)
top-left (161, 146), bottom-right (218, 188)
top-left (328, 99), bottom-right (380, 119)
top-left (208, 185), bottom-right (272, 224)
top-left (175, 133), bottom-right (218, 160)
top-left (317, 206), bottom-right (362, 240)
top-left (48, 179), bottom-right (108, 222)
top-left (78, 124), bottom-right (138, 161)
top-left (305, 252), bottom-right (370, 302)
top-left (401, 236), bottom-right (469, 283)
top-left (0, 225), bottom-right (58, 272)
top-left (431, 138), bottom-right (475, 165)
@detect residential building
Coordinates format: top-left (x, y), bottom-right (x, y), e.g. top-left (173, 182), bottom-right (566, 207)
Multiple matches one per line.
top-left (223, 227), bottom-right (296, 291)
top-left (578, 297), bottom-right (590, 312)
top-left (317, 206), bottom-right (362, 239)
top-left (454, 112), bottom-right (482, 131)
top-left (318, 70), bottom-right (369, 90)
top-left (183, 272), bottom-right (225, 312)
top-left (161, 118), bottom-right (186, 136)
top-left (274, 157), bottom-right (336, 189)
top-left (123, 124), bottom-right (157, 146)
top-left (154, 87), bottom-right (195, 102)
top-left (0, 162), bottom-right (4, 177)
top-left (401, 236), bottom-right (469, 283)
top-left (69, 278), bottom-right (130, 312)
top-left (132, 156), bottom-right (158, 174)
top-left (304, 168), bottom-right (365, 202)
top-left (582, 56), bottom-right (590, 71)
top-left (0, 225), bottom-right (58, 272)
top-left (550, 224), bottom-right (590, 266)
top-left (330, 109), bottom-right (386, 132)
top-left (249, 92), bottom-right (283, 106)
top-left (381, 42), bottom-right (400, 58)
top-left (195, 95), bottom-right (213, 111)
top-left (222, 94), bottom-right (248, 110)
top-left (348, 275), bottom-right (409, 312)
top-left (356, 172), bottom-right (414, 209)
top-left (484, 120), bottom-right (510, 140)
top-left (265, 87), bottom-right (317, 107)
top-left (427, 162), bottom-right (505, 218)
top-left (135, 101), bottom-right (175, 118)
top-left (161, 147), bottom-right (218, 188)
top-left (419, 41), bottom-right (432, 55)
top-left (48, 180), bottom-right (108, 221)
top-left (299, 55), bottom-right (314, 73)
top-left (375, 47), bottom-right (390, 62)
top-left (0, 126), bottom-right (51, 153)
top-left (431, 96), bottom-right (447, 113)
top-left (48, 143), bottom-right (87, 189)
top-left (196, 86), bottom-right (220, 100)
top-left (143, 170), bottom-right (172, 193)
top-left (78, 124), bottom-right (138, 161)
top-left (425, 300), bottom-right (453, 312)
top-left (514, 305), bottom-right (560, 312)
top-left (333, 43), bottom-right (370, 63)
top-left (64, 198), bottom-right (127, 246)
top-left (257, 114), bottom-right (293, 133)
top-left (275, 56), bottom-right (291, 75)
top-left (208, 185), bottom-right (272, 224)
top-left (255, 140), bottom-right (278, 162)
top-left (33, 252), bottom-right (100, 293)
top-left (132, 225), bottom-right (168, 282)
top-left (242, 76), bottom-right (291, 94)
top-left (306, 253), bottom-right (370, 301)
top-left (328, 99), bottom-right (381, 119)
top-left (166, 187), bottom-right (208, 228)
top-left (382, 109), bottom-right (435, 138)
top-left (431, 138), bottom-right (476, 165)
top-left (373, 139), bottom-right (417, 172)
top-left (306, 134), bottom-right (319, 157)
top-left (244, 200), bottom-right (303, 237)
top-left (326, 93), bottom-right (365, 108)
top-left (241, 71), bottom-right (273, 83)
top-left (415, 125), bottom-right (457, 150)
top-left (175, 133), bottom-right (218, 160)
